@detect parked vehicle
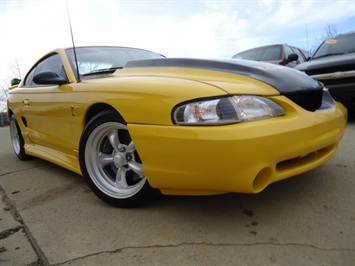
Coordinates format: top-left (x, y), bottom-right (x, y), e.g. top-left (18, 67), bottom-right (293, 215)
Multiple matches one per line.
top-left (232, 44), bottom-right (310, 67)
top-left (7, 46), bottom-right (347, 207)
top-left (296, 32), bottom-right (355, 111)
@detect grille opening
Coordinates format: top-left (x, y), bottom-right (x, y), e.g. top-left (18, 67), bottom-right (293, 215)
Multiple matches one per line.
top-left (284, 89), bottom-right (323, 112)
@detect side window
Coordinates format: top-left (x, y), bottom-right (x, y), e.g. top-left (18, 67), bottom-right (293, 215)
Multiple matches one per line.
top-left (284, 46), bottom-right (299, 65)
top-left (24, 53), bottom-right (67, 87)
top-left (24, 67), bottom-right (36, 87)
top-left (291, 47), bottom-right (306, 63)
top-left (284, 46), bottom-right (294, 58)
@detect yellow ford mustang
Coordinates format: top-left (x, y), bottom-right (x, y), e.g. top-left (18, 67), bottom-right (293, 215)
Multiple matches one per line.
top-left (7, 46), bottom-right (347, 207)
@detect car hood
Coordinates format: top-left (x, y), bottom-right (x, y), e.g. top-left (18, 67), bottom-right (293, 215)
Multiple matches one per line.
top-left (295, 53), bottom-right (355, 72)
top-left (124, 58), bottom-right (322, 95)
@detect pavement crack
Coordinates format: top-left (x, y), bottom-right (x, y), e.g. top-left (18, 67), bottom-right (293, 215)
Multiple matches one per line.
top-left (0, 226), bottom-right (22, 240)
top-left (55, 241), bottom-right (355, 265)
top-left (0, 184), bottom-right (51, 266)
top-left (0, 164), bottom-right (45, 177)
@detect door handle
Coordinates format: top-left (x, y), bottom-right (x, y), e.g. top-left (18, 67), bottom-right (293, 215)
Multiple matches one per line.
top-left (23, 99), bottom-right (30, 106)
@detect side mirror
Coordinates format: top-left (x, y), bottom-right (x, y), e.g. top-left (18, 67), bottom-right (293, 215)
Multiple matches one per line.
top-left (11, 78), bottom-right (21, 86)
top-left (286, 53), bottom-right (298, 63)
top-left (33, 72), bottom-right (68, 85)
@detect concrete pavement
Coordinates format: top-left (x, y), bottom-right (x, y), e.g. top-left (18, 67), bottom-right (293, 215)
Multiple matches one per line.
top-left (0, 120), bottom-right (354, 266)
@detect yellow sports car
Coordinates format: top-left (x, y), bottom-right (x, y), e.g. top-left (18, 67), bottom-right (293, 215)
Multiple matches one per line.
top-left (7, 46), bottom-right (347, 207)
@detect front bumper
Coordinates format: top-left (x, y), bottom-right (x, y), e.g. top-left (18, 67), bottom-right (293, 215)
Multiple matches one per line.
top-left (129, 97), bottom-right (347, 196)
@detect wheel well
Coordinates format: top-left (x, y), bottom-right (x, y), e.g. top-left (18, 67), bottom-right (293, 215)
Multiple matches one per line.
top-left (7, 110), bottom-right (13, 121)
top-left (85, 103), bottom-right (124, 125)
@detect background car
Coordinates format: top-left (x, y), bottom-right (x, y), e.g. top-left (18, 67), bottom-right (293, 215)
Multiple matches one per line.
top-left (296, 32), bottom-right (355, 111)
top-left (7, 46), bottom-right (347, 207)
top-left (232, 44), bottom-right (310, 67)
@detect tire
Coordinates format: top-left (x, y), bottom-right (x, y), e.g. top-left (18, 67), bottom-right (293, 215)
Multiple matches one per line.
top-left (79, 110), bottom-right (160, 207)
top-left (9, 115), bottom-right (30, 160)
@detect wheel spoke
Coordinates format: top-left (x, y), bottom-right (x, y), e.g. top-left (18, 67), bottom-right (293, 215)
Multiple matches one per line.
top-left (115, 167), bottom-right (128, 188)
top-left (108, 130), bottom-right (120, 150)
top-left (128, 161), bottom-right (144, 177)
top-left (126, 141), bottom-right (135, 153)
top-left (98, 152), bottom-right (114, 167)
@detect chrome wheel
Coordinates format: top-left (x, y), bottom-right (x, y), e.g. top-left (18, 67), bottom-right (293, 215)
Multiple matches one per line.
top-left (79, 110), bottom-right (159, 207)
top-left (85, 121), bottom-right (145, 199)
top-left (10, 119), bottom-right (21, 155)
top-left (9, 115), bottom-right (29, 160)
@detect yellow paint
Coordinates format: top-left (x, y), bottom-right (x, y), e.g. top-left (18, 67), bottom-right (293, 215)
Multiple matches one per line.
top-left (7, 48), bottom-right (348, 196)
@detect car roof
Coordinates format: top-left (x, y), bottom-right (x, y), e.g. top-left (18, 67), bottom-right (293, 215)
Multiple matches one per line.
top-left (333, 31), bottom-right (355, 38)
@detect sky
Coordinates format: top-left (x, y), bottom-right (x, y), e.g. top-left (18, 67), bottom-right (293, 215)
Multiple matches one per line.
top-left (0, 0), bottom-right (354, 93)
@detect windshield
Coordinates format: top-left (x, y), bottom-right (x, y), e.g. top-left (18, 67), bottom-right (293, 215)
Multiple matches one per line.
top-left (66, 46), bottom-right (163, 78)
top-left (232, 45), bottom-right (282, 61)
top-left (313, 33), bottom-right (355, 59)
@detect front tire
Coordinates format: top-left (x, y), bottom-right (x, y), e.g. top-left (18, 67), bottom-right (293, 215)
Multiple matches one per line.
top-left (9, 115), bottom-right (30, 160)
top-left (79, 110), bottom-right (159, 207)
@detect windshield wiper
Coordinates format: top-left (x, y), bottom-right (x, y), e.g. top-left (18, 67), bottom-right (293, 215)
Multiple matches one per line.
top-left (313, 53), bottom-right (345, 59)
top-left (82, 67), bottom-right (122, 77)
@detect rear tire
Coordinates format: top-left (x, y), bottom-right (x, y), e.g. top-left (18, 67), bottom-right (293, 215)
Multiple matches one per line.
top-left (10, 115), bottom-right (30, 160)
top-left (79, 110), bottom-right (160, 207)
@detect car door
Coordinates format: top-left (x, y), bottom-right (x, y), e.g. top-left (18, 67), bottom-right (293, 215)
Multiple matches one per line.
top-left (18, 53), bottom-right (75, 154)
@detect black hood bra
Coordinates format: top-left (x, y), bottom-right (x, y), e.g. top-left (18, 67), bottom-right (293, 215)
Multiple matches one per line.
top-left (125, 58), bottom-right (323, 94)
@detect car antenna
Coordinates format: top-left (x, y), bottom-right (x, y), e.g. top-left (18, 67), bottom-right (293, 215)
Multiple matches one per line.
top-left (66, 0), bottom-right (81, 83)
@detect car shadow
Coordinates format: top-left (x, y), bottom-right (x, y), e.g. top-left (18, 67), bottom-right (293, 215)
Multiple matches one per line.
top-left (347, 111), bottom-right (355, 123)
top-left (146, 170), bottom-right (320, 218)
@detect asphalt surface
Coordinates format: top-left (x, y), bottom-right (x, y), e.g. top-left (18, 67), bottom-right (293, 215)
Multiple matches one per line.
top-left (0, 118), bottom-right (354, 266)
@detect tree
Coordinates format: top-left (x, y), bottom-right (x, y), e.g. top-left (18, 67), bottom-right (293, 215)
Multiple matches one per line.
top-left (311, 24), bottom-right (341, 53)
top-left (8, 59), bottom-right (24, 81)
top-left (0, 59), bottom-right (24, 102)
top-left (0, 81), bottom-right (10, 102)
top-left (320, 24), bottom-right (340, 40)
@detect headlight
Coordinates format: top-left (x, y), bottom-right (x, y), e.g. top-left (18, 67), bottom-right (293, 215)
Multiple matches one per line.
top-left (173, 96), bottom-right (285, 125)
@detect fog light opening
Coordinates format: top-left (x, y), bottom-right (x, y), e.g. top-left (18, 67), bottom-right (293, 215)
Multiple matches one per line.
top-left (253, 167), bottom-right (272, 192)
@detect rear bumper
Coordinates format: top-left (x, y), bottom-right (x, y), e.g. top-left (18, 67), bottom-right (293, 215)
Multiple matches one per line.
top-left (129, 98), bottom-right (347, 195)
